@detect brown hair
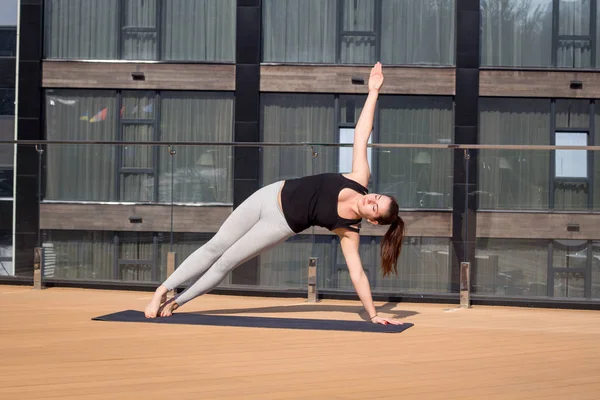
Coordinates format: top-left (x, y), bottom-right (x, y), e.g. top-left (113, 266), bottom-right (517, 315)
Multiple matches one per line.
top-left (376, 196), bottom-right (405, 277)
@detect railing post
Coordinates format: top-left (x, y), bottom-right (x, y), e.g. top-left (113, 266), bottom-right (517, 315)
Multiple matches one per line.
top-left (167, 252), bottom-right (176, 296)
top-left (460, 261), bottom-right (471, 308)
top-left (33, 247), bottom-right (44, 290)
top-left (307, 257), bottom-right (318, 303)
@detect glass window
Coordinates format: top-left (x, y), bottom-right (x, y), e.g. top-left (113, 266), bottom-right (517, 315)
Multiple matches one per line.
top-left (381, 0), bottom-right (455, 65)
top-left (158, 92), bottom-right (234, 204)
top-left (377, 96), bottom-right (453, 209)
top-left (552, 239), bottom-right (587, 299)
top-left (41, 230), bottom-right (116, 280)
top-left (478, 98), bottom-right (551, 209)
top-left (481, 0), bottom-right (553, 67)
top-left (373, 236), bottom-right (451, 293)
top-left (45, 0), bottom-right (119, 59)
top-left (262, 0), bottom-right (455, 65)
top-left (260, 94), bottom-right (335, 184)
top-left (44, 0), bottom-right (235, 61)
top-left (475, 239), bottom-right (548, 297)
top-left (161, 0), bottom-right (235, 62)
top-left (158, 232), bottom-right (213, 284)
top-left (481, 0), bottom-right (600, 68)
top-left (122, 0), bottom-right (158, 61)
top-left (557, 0), bottom-right (592, 68)
top-left (257, 234), bottom-right (451, 294)
top-left (44, 90), bottom-right (234, 204)
top-left (555, 132), bottom-right (588, 179)
top-left (45, 90), bottom-right (118, 201)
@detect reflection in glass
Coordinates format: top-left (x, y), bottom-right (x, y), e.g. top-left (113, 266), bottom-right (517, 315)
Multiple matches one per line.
top-left (475, 239), bottom-right (548, 297)
top-left (481, 0), bottom-right (553, 67)
top-left (378, 96), bottom-right (453, 209)
top-left (479, 98), bottom-right (551, 209)
top-left (45, 0), bottom-right (119, 59)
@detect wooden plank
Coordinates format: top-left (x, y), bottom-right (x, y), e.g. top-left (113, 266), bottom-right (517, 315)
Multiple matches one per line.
top-left (305, 212), bottom-right (452, 238)
top-left (1, 286), bottom-right (600, 399)
top-left (261, 65), bottom-right (455, 95)
top-left (477, 212), bottom-right (600, 239)
top-left (480, 69), bottom-right (600, 98)
top-left (40, 204), bottom-right (451, 238)
top-left (40, 203), bottom-right (232, 232)
top-left (42, 61), bottom-right (235, 90)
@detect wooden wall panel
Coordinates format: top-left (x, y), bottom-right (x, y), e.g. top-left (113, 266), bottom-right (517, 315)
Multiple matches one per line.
top-left (312, 211), bottom-right (452, 237)
top-left (480, 70), bottom-right (600, 98)
top-left (477, 212), bottom-right (600, 240)
top-left (42, 61), bottom-right (235, 91)
top-left (40, 204), bottom-right (232, 233)
top-left (40, 204), bottom-right (451, 238)
top-left (260, 65), bottom-right (455, 95)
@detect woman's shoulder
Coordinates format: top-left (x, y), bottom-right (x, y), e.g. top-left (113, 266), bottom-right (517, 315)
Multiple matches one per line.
top-left (340, 173), bottom-right (369, 192)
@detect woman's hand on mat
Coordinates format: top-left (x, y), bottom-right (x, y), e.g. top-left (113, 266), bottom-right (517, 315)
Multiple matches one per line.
top-left (370, 315), bottom-right (403, 325)
top-left (368, 62), bottom-right (384, 92)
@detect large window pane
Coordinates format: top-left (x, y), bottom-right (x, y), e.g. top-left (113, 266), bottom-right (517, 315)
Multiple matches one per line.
top-left (373, 237), bottom-right (451, 293)
top-left (42, 230), bottom-right (115, 280)
top-left (262, 0), bottom-right (337, 63)
top-left (45, 0), bottom-right (119, 59)
top-left (161, 0), bottom-right (235, 62)
top-left (377, 96), bottom-right (453, 209)
top-left (261, 94), bottom-right (335, 184)
top-left (45, 90), bottom-right (118, 201)
top-left (158, 92), bottom-right (234, 204)
top-left (478, 98), bottom-right (551, 209)
top-left (481, 0), bottom-right (553, 67)
top-left (381, 0), bottom-right (455, 65)
top-left (475, 239), bottom-right (548, 297)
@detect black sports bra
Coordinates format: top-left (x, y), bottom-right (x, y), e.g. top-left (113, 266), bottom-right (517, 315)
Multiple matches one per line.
top-left (280, 173), bottom-right (368, 234)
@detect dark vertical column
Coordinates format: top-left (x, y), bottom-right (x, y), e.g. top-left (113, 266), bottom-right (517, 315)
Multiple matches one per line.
top-left (14, 0), bottom-right (43, 276)
top-left (451, 0), bottom-right (480, 291)
top-left (231, 0), bottom-right (261, 285)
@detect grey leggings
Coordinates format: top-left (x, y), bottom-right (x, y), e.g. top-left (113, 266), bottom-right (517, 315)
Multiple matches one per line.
top-left (163, 180), bottom-right (295, 306)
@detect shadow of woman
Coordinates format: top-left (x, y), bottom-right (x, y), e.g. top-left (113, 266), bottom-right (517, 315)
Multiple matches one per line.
top-left (190, 302), bottom-right (419, 321)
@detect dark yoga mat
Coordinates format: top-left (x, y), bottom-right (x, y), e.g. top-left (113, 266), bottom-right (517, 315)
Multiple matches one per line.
top-left (92, 310), bottom-right (414, 333)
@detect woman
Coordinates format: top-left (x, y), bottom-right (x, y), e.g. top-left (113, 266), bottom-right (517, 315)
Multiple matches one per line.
top-left (145, 62), bottom-right (405, 325)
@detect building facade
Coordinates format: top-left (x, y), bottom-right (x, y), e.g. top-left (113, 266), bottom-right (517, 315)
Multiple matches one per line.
top-left (1, 0), bottom-right (599, 308)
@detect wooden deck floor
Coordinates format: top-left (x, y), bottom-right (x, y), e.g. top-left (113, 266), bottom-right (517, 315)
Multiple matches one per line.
top-left (1, 285), bottom-right (599, 400)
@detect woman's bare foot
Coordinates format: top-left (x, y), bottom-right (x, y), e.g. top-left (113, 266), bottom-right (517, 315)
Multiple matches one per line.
top-left (144, 286), bottom-right (168, 318)
top-left (158, 297), bottom-right (179, 317)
